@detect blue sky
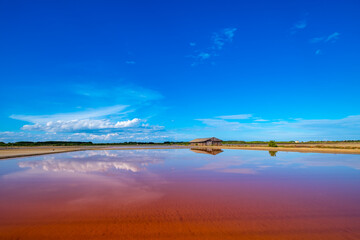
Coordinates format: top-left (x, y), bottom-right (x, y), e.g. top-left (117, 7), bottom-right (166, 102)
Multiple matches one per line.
top-left (1, 0), bottom-right (360, 142)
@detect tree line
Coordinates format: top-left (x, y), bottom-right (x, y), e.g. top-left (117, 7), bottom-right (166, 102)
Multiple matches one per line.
top-left (0, 141), bottom-right (190, 146)
top-left (0, 140), bottom-right (359, 147)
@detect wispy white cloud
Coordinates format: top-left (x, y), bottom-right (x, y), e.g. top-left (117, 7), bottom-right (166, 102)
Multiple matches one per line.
top-left (10, 105), bottom-right (128, 123)
top-left (73, 84), bottom-right (163, 102)
top-left (196, 115), bottom-right (360, 141)
top-left (196, 118), bottom-right (245, 129)
top-left (189, 27), bottom-right (237, 66)
top-left (290, 17), bottom-right (307, 34)
top-left (198, 52), bottom-right (211, 60)
top-left (310, 32), bottom-right (340, 44)
top-left (190, 52), bottom-right (213, 66)
top-left (212, 28), bottom-right (237, 50)
top-left (189, 42), bottom-right (196, 47)
top-left (294, 19), bottom-right (307, 29)
top-left (216, 114), bottom-right (252, 120)
top-left (309, 32), bottom-right (340, 55)
top-left (291, 19), bottom-right (307, 34)
top-left (254, 119), bottom-right (268, 122)
top-left (309, 37), bottom-right (324, 43)
top-left (325, 32), bottom-right (340, 42)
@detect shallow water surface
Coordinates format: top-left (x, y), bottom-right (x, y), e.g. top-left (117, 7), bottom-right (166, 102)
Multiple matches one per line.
top-left (1, 149), bottom-right (360, 239)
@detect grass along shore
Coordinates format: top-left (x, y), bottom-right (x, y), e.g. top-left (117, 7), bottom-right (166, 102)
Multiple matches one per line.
top-left (204, 144), bottom-right (360, 155)
top-left (0, 142), bottom-right (360, 159)
top-left (1, 142), bottom-right (360, 159)
top-left (0, 145), bottom-right (189, 160)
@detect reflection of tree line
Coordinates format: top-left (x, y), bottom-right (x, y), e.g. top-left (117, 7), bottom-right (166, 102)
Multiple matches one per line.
top-left (190, 148), bottom-right (279, 157)
top-left (269, 151), bottom-right (277, 157)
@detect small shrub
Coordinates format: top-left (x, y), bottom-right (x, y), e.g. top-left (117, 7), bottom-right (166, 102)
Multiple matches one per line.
top-left (268, 140), bottom-right (277, 147)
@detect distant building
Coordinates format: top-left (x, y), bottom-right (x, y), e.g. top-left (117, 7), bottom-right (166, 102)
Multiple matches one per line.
top-left (295, 141), bottom-right (300, 143)
top-left (189, 137), bottom-right (223, 146)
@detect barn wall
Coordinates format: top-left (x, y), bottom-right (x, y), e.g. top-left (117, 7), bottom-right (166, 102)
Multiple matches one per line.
top-left (190, 141), bottom-right (222, 146)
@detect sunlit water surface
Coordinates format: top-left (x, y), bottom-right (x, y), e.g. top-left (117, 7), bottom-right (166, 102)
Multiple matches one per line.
top-left (1, 149), bottom-right (360, 239)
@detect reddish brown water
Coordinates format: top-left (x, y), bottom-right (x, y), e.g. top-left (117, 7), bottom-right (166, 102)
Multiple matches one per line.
top-left (1, 149), bottom-right (360, 239)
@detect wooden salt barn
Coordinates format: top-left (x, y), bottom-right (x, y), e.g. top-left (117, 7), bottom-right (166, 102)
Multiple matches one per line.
top-left (189, 137), bottom-right (223, 146)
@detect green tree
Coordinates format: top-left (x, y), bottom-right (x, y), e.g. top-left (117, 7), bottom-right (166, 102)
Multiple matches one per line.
top-left (268, 140), bottom-right (277, 147)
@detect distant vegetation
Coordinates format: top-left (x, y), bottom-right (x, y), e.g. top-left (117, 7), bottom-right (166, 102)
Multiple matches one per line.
top-left (0, 141), bottom-right (190, 147)
top-left (0, 140), bottom-right (359, 147)
top-left (223, 140), bottom-right (360, 144)
top-left (268, 140), bottom-right (278, 147)
top-left (0, 141), bottom-right (94, 146)
top-left (223, 140), bottom-right (296, 144)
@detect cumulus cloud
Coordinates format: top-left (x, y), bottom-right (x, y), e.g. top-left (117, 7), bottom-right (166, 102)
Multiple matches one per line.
top-left (5, 81), bottom-right (168, 142)
top-left (73, 133), bottom-right (121, 141)
top-left (21, 118), bottom-right (143, 133)
top-left (6, 102), bottom-right (171, 142)
top-left (0, 128), bottom-right (172, 142)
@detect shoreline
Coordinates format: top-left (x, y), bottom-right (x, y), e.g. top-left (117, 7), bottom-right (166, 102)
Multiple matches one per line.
top-left (0, 146), bottom-right (189, 160)
top-left (202, 145), bottom-right (360, 155)
top-left (1, 144), bottom-right (360, 160)
top-left (0, 147), bottom-right (93, 160)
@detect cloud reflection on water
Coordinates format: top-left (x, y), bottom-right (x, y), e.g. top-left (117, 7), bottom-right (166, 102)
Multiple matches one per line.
top-left (1, 149), bottom-right (360, 213)
top-left (18, 150), bottom-right (164, 173)
top-left (1, 150), bottom-right (168, 211)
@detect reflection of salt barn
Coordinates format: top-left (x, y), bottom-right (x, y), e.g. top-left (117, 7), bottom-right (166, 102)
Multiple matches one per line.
top-left (189, 137), bottom-right (223, 146)
top-left (191, 148), bottom-right (223, 155)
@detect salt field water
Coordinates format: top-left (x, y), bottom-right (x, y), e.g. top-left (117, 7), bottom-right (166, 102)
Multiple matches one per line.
top-left (1, 149), bottom-right (360, 239)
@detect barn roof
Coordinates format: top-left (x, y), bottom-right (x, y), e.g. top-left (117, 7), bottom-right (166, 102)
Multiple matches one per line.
top-left (189, 137), bottom-right (222, 143)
